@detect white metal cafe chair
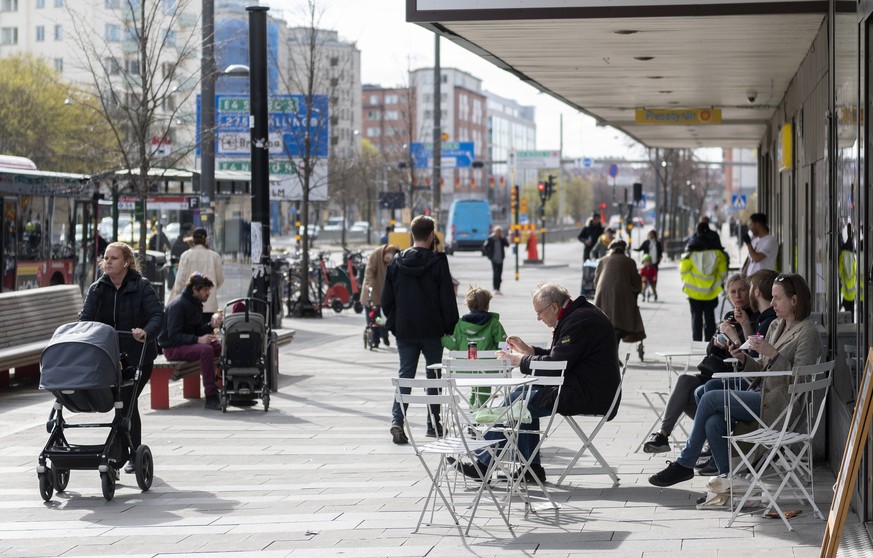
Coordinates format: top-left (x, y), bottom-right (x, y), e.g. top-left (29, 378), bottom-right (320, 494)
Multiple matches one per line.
top-left (501, 359), bottom-right (567, 517)
top-left (636, 341), bottom-right (709, 452)
top-left (719, 360), bottom-right (834, 531)
top-left (392, 377), bottom-right (515, 536)
top-left (441, 356), bottom-right (514, 412)
top-left (555, 351), bottom-right (628, 487)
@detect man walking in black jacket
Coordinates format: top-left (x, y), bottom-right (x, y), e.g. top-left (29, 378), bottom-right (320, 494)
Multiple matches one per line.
top-left (382, 215), bottom-right (459, 444)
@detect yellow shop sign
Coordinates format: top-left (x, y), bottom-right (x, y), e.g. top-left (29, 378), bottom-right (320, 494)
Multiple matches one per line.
top-left (635, 108), bottom-right (722, 125)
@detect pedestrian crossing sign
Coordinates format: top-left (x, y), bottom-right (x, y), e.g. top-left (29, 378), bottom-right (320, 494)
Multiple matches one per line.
top-left (731, 194), bottom-right (747, 210)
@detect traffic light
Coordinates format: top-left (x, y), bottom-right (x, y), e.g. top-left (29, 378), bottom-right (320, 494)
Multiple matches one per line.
top-left (633, 182), bottom-right (643, 203)
top-left (511, 185), bottom-right (519, 212)
top-left (538, 181), bottom-right (547, 202)
top-left (546, 174), bottom-right (556, 199)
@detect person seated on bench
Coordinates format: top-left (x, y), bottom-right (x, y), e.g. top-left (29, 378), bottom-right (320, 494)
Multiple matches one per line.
top-left (158, 273), bottom-right (223, 410)
top-left (453, 282), bottom-right (622, 483)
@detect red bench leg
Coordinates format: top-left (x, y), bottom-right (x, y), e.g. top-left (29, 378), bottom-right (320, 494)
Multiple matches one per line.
top-left (183, 373), bottom-right (201, 399)
top-left (150, 368), bottom-right (173, 410)
top-left (14, 364), bottom-right (40, 384)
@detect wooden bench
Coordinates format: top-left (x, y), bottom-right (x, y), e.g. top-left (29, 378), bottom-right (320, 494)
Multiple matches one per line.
top-left (0, 285), bottom-right (83, 389)
top-left (148, 329), bottom-right (293, 409)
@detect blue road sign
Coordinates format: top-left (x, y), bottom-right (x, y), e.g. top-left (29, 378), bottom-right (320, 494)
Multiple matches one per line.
top-left (731, 194), bottom-right (747, 210)
top-left (411, 142), bottom-right (475, 169)
top-left (197, 94), bottom-right (330, 159)
top-left (608, 163), bottom-right (619, 178)
top-left (583, 157), bottom-right (593, 168)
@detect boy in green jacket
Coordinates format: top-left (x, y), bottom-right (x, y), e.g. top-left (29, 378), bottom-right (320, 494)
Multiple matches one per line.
top-left (442, 286), bottom-right (508, 406)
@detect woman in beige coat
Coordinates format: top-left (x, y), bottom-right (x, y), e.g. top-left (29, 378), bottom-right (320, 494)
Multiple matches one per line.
top-left (649, 272), bottom-right (823, 486)
top-left (360, 245), bottom-right (397, 346)
top-left (170, 227), bottom-right (224, 320)
top-left (593, 239), bottom-right (645, 347)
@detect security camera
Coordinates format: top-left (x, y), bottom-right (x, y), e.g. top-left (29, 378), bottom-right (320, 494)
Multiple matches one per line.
top-left (746, 91), bottom-right (757, 104)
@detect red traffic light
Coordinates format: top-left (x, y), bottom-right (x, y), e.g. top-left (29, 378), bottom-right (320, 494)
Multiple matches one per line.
top-left (538, 182), bottom-right (545, 191)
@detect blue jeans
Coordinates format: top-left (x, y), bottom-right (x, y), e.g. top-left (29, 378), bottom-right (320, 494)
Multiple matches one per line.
top-left (477, 385), bottom-right (555, 467)
top-left (694, 377), bottom-right (752, 405)
top-left (676, 389), bottom-right (761, 474)
top-left (392, 337), bottom-right (444, 427)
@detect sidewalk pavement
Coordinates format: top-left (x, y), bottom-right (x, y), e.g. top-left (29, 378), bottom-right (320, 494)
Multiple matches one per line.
top-left (0, 242), bottom-right (859, 557)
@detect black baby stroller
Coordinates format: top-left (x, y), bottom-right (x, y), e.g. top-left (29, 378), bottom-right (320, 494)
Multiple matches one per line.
top-left (37, 321), bottom-right (153, 501)
top-left (219, 297), bottom-right (271, 412)
top-left (363, 304), bottom-right (388, 350)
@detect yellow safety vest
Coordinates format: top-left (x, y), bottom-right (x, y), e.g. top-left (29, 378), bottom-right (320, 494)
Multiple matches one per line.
top-left (680, 250), bottom-right (728, 301)
top-left (839, 248), bottom-right (857, 302)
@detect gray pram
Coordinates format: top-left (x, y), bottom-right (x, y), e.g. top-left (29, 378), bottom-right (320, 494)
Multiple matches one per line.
top-left (37, 321), bottom-right (153, 501)
top-left (219, 298), bottom-right (271, 412)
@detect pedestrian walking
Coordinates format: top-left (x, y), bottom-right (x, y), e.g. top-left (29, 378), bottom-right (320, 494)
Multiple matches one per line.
top-left (382, 215), bottom-right (459, 444)
top-left (483, 226), bottom-right (510, 295)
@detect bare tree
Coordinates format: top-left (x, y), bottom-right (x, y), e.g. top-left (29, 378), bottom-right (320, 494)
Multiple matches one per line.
top-left (276, 0), bottom-right (345, 313)
top-left (65, 0), bottom-right (201, 256)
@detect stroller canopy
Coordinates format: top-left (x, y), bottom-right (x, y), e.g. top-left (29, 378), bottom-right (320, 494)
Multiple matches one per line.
top-left (40, 321), bottom-right (120, 391)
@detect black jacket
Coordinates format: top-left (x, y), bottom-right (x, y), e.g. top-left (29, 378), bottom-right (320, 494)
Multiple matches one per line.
top-left (578, 222), bottom-right (604, 244)
top-left (80, 270), bottom-right (163, 362)
top-left (519, 297), bottom-right (621, 418)
top-left (158, 289), bottom-right (212, 348)
top-left (484, 235), bottom-right (509, 263)
top-left (381, 247), bottom-right (459, 340)
top-left (634, 239), bottom-right (664, 263)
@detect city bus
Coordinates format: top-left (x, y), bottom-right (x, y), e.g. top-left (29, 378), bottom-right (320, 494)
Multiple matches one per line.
top-left (0, 156), bottom-right (99, 291)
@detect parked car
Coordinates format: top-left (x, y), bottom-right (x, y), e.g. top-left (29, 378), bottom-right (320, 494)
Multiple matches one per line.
top-left (350, 221), bottom-right (370, 232)
top-left (322, 217), bottom-right (347, 231)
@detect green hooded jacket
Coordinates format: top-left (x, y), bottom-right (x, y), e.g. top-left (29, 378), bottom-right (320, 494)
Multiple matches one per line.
top-left (441, 311), bottom-right (507, 351)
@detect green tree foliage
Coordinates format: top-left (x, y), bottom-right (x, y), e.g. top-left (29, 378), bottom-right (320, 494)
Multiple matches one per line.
top-left (0, 55), bottom-right (114, 173)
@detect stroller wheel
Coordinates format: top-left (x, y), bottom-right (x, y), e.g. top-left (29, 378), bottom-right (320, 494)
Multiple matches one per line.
top-left (262, 391), bottom-right (270, 412)
top-left (134, 445), bottom-right (153, 491)
top-left (54, 468), bottom-right (70, 492)
top-left (638, 341), bottom-right (645, 362)
top-left (331, 299), bottom-right (344, 313)
top-left (363, 329), bottom-right (368, 349)
top-left (220, 395), bottom-right (229, 413)
top-left (100, 471), bottom-right (115, 501)
top-left (353, 301), bottom-right (364, 314)
top-left (38, 468), bottom-right (54, 502)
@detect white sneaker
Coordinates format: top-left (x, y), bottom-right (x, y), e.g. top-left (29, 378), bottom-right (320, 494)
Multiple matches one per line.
top-left (123, 462), bottom-right (135, 474)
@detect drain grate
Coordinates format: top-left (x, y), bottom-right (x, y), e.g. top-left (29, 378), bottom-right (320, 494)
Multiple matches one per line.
top-left (838, 523), bottom-right (873, 558)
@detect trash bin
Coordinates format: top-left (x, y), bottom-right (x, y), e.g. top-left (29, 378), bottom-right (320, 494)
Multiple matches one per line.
top-left (144, 250), bottom-right (167, 302)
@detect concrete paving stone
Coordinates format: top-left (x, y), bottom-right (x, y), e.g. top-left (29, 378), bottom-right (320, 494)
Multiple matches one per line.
top-left (286, 546), bottom-right (436, 557)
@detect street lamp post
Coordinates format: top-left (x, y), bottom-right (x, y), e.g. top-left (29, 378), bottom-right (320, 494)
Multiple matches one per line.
top-left (200, 0), bottom-right (215, 233)
top-left (247, 6), bottom-right (271, 323)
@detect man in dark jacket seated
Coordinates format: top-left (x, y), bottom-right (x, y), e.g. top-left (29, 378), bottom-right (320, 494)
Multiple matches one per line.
top-left (158, 273), bottom-right (223, 410)
top-left (454, 283), bottom-right (622, 483)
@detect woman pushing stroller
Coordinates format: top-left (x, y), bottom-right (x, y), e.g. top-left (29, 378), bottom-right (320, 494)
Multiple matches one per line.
top-left (80, 242), bottom-right (163, 474)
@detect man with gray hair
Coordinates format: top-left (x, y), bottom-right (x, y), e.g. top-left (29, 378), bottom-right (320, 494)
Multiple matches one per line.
top-left (454, 282), bottom-right (622, 483)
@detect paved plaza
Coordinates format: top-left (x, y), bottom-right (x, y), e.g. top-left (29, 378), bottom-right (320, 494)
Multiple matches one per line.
top-left (0, 241), bottom-right (861, 557)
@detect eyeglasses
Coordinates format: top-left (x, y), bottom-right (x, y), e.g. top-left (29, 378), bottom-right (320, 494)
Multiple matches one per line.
top-left (534, 303), bottom-right (554, 318)
top-left (775, 274), bottom-right (792, 287)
